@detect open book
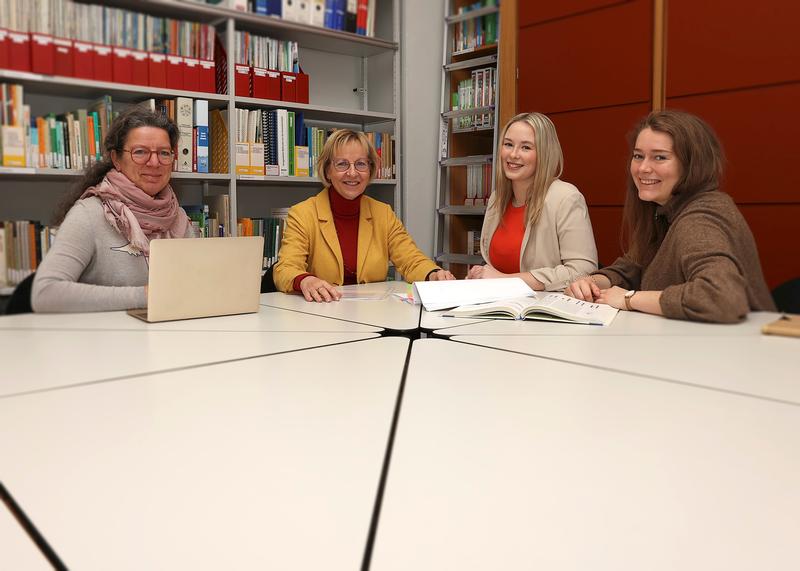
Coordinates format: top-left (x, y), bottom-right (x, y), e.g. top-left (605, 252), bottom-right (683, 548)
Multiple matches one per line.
top-left (444, 293), bottom-right (619, 326)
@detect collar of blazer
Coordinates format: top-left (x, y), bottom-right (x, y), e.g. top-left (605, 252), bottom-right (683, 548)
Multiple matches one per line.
top-left (316, 187), bottom-right (375, 279)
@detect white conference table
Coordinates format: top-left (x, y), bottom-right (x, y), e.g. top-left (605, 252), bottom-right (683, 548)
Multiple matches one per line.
top-left (0, 328), bottom-right (378, 398)
top-left (0, 305), bottom-right (381, 333)
top-left (1, 491), bottom-right (53, 570)
top-left (261, 281), bottom-right (422, 333)
top-left (0, 337), bottom-right (410, 571)
top-left (371, 339), bottom-right (800, 571)
top-left (430, 308), bottom-right (781, 337)
top-left (450, 328), bottom-right (800, 404)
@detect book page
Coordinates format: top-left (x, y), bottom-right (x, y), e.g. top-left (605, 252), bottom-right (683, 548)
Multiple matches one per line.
top-left (527, 294), bottom-right (618, 326)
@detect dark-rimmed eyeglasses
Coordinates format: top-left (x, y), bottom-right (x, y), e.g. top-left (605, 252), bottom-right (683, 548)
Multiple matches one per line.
top-left (123, 147), bottom-right (175, 165)
top-left (332, 159), bottom-right (371, 173)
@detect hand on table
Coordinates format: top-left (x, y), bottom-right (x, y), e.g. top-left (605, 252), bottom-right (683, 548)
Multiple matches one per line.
top-left (467, 264), bottom-right (503, 280)
top-left (564, 275), bottom-right (601, 302)
top-left (594, 286), bottom-right (628, 310)
top-left (428, 269), bottom-right (456, 281)
top-left (299, 275), bottom-right (341, 303)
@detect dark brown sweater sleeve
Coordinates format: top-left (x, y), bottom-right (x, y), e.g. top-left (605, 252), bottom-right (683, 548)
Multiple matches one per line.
top-left (658, 212), bottom-right (749, 323)
top-left (594, 256), bottom-right (641, 290)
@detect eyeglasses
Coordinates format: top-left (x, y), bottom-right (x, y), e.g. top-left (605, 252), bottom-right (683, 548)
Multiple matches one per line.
top-left (332, 159), bottom-right (371, 173)
top-left (123, 147), bottom-right (175, 165)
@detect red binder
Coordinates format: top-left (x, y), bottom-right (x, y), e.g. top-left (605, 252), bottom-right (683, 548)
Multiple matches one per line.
top-left (7, 31), bottom-right (31, 72)
top-left (296, 70), bottom-right (309, 104)
top-left (72, 41), bottom-right (94, 79)
top-left (148, 52), bottom-right (167, 88)
top-left (252, 67), bottom-right (281, 100)
top-left (93, 43), bottom-right (113, 82)
top-left (166, 55), bottom-right (184, 90)
top-left (112, 47), bottom-right (133, 84)
top-left (31, 33), bottom-right (55, 75)
top-left (130, 49), bottom-right (148, 85)
top-left (0, 29), bottom-right (8, 70)
top-left (280, 72), bottom-right (298, 102)
top-left (198, 59), bottom-right (216, 93)
top-left (183, 57), bottom-right (200, 92)
top-left (53, 37), bottom-right (73, 77)
top-left (235, 64), bottom-right (252, 96)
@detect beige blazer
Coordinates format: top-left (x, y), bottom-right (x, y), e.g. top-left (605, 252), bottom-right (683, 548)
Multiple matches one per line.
top-left (480, 179), bottom-right (598, 290)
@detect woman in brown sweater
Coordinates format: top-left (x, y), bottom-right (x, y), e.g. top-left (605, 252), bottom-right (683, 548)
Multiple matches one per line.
top-left (565, 110), bottom-right (774, 323)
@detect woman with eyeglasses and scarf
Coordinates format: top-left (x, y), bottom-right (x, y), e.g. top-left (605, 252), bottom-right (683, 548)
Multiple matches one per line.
top-left (32, 107), bottom-right (196, 313)
top-left (273, 128), bottom-right (454, 302)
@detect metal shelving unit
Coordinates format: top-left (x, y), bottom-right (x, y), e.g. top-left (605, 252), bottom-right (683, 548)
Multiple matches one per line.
top-left (1, 0), bottom-right (402, 241)
top-left (433, 0), bottom-right (500, 275)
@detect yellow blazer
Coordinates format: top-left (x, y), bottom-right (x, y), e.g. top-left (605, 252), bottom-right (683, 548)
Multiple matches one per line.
top-left (273, 188), bottom-right (440, 292)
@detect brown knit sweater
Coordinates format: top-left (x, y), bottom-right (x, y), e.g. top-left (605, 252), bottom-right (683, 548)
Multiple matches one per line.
top-left (595, 191), bottom-right (775, 323)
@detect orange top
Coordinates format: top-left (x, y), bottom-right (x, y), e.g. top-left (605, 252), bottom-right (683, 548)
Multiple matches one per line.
top-left (488, 203), bottom-right (526, 274)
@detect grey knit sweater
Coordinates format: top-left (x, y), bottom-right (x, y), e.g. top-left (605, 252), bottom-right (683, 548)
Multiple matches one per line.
top-left (32, 197), bottom-right (195, 313)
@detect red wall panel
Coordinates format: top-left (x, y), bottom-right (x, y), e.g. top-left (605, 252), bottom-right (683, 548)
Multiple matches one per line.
top-left (739, 205), bottom-right (800, 289)
top-left (517, 0), bottom-right (651, 114)
top-left (667, 1), bottom-right (800, 97)
top-left (551, 102), bottom-right (650, 205)
top-left (666, 83), bottom-right (800, 204)
top-left (588, 206), bottom-right (625, 267)
top-left (519, 0), bottom-right (627, 27)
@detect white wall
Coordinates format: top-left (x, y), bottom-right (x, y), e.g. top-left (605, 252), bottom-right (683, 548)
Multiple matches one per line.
top-left (400, 0), bottom-right (445, 257)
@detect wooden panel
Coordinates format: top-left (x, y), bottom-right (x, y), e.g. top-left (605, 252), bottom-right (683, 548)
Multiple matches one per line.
top-left (667, 1), bottom-right (800, 97)
top-left (740, 205), bottom-right (800, 290)
top-left (551, 102), bottom-right (650, 206)
top-left (588, 206), bottom-right (624, 267)
top-left (519, 0), bottom-right (627, 27)
top-left (498, 0), bottom-right (517, 125)
top-left (517, 0), bottom-right (651, 114)
top-left (666, 83), bottom-right (800, 204)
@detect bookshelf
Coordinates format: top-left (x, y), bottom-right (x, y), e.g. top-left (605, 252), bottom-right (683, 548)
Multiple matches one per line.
top-left (0, 0), bottom-right (401, 290)
top-left (433, 0), bottom-right (499, 278)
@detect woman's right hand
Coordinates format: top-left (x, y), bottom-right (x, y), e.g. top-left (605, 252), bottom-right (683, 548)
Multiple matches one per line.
top-left (466, 265), bottom-right (485, 279)
top-left (564, 275), bottom-right (602, 302)
top-left (299, 275), bottom-right (342, 303)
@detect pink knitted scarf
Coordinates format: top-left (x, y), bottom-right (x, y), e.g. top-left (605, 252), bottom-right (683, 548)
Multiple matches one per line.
top-left (81, 169), bottom-right (189, 254)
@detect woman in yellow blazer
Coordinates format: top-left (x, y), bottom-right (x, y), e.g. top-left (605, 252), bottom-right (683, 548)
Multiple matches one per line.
top-left (273, 129), bottom-right (454, 302)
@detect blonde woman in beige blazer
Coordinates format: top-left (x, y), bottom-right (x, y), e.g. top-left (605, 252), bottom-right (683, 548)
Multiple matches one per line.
top-left (467, 112), bottom-right (598, 291)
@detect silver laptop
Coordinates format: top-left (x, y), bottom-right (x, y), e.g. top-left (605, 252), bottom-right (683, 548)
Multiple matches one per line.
top-left (128, 236), bottom-right (264, 323)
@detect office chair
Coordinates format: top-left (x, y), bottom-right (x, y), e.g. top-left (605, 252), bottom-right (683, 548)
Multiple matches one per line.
top-left (772, 277), bottom-right (800, 314)
top-left (4, 272), bottom-right (35, 315)
top-left (261, 264), bottom-right (278, 293)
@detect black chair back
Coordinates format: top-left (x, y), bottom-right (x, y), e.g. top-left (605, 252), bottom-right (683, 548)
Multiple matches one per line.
top-left (772, 278), bottom-right (800, 314)
top-left (261, 264), bottom-right (278, 293)
top-left (5, 272), bottom-right (35, 315)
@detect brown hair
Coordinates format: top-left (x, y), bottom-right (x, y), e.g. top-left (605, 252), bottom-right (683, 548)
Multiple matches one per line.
top-left (53, 105), bottom-right (179, 224)
top-left (316, 129), bottom-right (379, 186)
top-left (622, 109), bottom-right (725, 265)
top-left (491, 112), bottom-right (564, 228)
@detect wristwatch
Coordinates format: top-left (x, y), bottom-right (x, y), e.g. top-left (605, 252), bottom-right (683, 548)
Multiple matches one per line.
top-left (624, 289), bottom-right (637, 311)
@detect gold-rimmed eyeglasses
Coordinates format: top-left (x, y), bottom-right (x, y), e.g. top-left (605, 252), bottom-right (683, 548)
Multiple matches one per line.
top-left (332, 159), bottom-right (371, 173)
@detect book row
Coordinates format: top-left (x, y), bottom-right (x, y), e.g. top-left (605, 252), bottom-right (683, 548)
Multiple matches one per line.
top-left (217, 0), bottom-right (379, 37)
top-left (0, 86), bottom-right (213, 175)
top-left (0, 221), bottom-right (56, 288)
top-left (464, 162), bottom-right (492, 206)
top-left (452, 66), bottom-right (496, 130)
top-left (452, 1), bottom-right (498, 54)
top-left (229, 107), bottom-right (394, 179)
top-left (234, 31), bottom-right (299, 73)
top-left (2, 0), bottom-right (216, 57)
top-left (466, 230), bottom-right (482, 256)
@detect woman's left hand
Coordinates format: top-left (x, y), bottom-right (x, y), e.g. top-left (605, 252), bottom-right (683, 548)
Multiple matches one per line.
top-left (595, 286), bottom-right (627, 309)
top-left (479, 264), bottom-right (505, 279)
top-left (428, 269), bottom-right (456, 281)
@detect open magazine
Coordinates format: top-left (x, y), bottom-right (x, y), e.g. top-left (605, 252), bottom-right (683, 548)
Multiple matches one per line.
top-left (444, 293), bottom-right (619, 326)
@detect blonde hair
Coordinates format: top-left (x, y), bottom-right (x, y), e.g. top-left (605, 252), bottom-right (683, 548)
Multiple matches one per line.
top-left (492, 112), bottom-right (564, 228)
top-left (316, 129), bottom-right (379, 186)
